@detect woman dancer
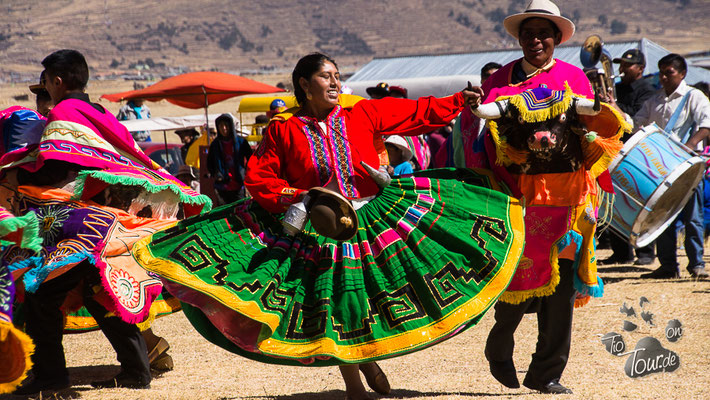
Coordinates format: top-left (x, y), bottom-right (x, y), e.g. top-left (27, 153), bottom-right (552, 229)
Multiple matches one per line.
top-left (134, 53), bottom-right (525, 399)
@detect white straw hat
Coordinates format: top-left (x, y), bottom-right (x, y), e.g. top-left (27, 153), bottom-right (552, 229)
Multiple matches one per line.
top-left (385, 135), bottom-right (413, 162)
top-left (503, 0), bottom-right (575, 44)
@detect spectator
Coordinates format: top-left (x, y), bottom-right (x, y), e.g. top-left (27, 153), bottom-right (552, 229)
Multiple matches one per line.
top-left (692, 81), bottom-right (710, 100)
top-left (481, 62), bottom-right (502, 84)
top-left (429, 120), bottom-right (454, 169)
top-left (176, 164), bottom-right (199, 192)
top-left (384, 135), bottom-right (414, 176)
top-left (174, 128), bottom-right (200, 163)
top-left (635, 54), bottom-right (710, 279)
top-left (266, 98), bottom-right (287, 119)
top-left (389, 85), bottom-right (408, 98)
top-left (253, 114), bottom-right (270, 136)
top-left (117, 99), bottom-right (151, 142)
top-left (366, 82), bottom-right (390, 99)
top-left (29, 71), bottom-right (53, 117)
top-left (207, 113), bottom-right (252, 204)
top-left (599, 49), bottom-right (657, 266)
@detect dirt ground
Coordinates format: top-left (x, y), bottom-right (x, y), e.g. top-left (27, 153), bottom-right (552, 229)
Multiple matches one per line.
top-left (2, 246), bottom-right (708, 400)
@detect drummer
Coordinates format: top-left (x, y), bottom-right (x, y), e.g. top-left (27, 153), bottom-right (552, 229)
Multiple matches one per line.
top-left (600, 49), bottom-right (657, 266)
top-left (633, 53), bottom-right (710, 279)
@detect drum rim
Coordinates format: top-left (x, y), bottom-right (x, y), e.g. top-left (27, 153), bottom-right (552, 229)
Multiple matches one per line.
top-left (630, 156), bottom-right (706, 247)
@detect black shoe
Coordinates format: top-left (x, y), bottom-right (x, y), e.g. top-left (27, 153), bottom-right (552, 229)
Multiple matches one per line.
top-left (488, 359), bottom-right (520, 388)
top-left (523, 378), bottom-right (572, 394)
top-left (91, 372), bottom-right (151, 389)
top-left (640, 267), bottom-right (680, 279)
top-left (634, 257), bottom-right (654, 266)
top-left (13, 376), bottom-right (71, 395)
top-left (687, 267), bottom-right (709, 279)
top-left (598, 256), bottom-right (634, 266)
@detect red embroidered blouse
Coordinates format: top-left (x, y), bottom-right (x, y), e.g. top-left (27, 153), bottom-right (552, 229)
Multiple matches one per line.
top-left (245, 93), bottom-right (465, 213)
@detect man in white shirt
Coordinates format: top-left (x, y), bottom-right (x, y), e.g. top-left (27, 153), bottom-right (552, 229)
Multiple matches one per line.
top-left (633, 53), bottom-right (710, 279)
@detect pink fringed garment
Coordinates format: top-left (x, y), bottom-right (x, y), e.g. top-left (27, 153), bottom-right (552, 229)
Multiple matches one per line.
top-left (0, 99), bottom-right (210, 216)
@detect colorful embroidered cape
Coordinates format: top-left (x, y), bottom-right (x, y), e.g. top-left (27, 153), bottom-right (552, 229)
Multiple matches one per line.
top-left (0, 98), bottom-right (211, 216)
top-left (0, 206), bottom-right (39, 393)
top-left (457, 60), bottom-right (627, 306)
top-left (1, 186), bottom-right (175, 324)
top-left (246, 93), bottom-right (465, 213)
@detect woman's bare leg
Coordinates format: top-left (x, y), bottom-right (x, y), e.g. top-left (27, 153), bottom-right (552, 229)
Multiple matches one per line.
top-left (359, 362), bottom-right (391, 395)
top-left (338, 364), bottom-right (371, 400)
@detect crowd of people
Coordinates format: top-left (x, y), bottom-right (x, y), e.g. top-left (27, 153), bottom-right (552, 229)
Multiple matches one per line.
top-left (1, 0), bottom-right (709, 399)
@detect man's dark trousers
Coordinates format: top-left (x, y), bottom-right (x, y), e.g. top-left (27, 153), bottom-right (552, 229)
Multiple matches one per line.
top-left (24, 261), bottom-right (151, 382)
top-left (485, 259), bottom-right (576, 385)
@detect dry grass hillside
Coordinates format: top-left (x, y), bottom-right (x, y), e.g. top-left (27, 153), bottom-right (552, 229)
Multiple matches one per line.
top-left (1, 0), bottom-right (709, 83)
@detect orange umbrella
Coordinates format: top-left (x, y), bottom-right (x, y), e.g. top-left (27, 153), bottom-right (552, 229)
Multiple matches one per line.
top-left (101, 71), bottom-right (285, 109)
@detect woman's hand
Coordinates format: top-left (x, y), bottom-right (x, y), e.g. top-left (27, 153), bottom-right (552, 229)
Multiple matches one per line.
top-left (462, 81), bottom-right (484, 110)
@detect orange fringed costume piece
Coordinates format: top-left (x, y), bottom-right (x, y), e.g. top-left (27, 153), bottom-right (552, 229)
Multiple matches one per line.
top-left (485, 85), bottom-right (628, 306)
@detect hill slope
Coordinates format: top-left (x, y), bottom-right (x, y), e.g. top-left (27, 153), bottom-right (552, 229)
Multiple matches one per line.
top-left (1, 0), bottom-right (708, 81)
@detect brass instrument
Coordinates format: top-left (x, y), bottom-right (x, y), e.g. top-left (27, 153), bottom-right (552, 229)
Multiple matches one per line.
top-left (580, 35), bottom-right (616, 100)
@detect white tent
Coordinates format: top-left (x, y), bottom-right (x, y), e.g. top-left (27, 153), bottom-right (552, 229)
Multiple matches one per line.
top-left (346, 75), bottom-right (480, 100)
top-left (119, 114), bottom-right (221, 133)
top-left (347, 38), bottom-right (710, 99)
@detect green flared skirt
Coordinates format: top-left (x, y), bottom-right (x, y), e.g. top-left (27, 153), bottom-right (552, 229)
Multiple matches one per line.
top-left (133, 168), bottom-right (525, 366)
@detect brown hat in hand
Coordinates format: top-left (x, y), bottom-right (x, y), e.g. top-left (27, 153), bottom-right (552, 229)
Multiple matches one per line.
top-left (307, 187), bottom-right (358, 241)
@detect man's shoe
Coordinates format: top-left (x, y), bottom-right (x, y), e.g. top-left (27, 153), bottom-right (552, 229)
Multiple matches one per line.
top-left (523, 378), bottom-right (572, 394)
top-left (91, 372), bottom-right (151, 389)
top-left (13, 376), bottom-right (71, 395)
top-left (598, 256), bottom-right (634, 266)
top-left (634, 257), bottom-right (654, 266)
top-left (687, 267), bottom-right (709, 279)
top-left (488, 359), bottom-right (520, 388)
top-left (150, 352), bottom-right (174, 372)
top-left (640, 267), bottom-right (680, 279)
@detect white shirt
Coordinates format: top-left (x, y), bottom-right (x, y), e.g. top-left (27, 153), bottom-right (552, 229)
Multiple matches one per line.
top-left (633, 80), bottom-right (710, 149)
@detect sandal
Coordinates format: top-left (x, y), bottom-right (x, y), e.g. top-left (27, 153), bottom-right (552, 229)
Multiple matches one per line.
top-left (150, 352), bottom-right (174, 372)
top-left (360, 362), bottom-right (390, 395)
top-left (147, 337), bottom-right (170, 364)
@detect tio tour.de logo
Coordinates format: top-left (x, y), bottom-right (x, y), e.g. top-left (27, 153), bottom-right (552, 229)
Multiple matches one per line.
top-left (600, 297), bottom-right (682, 378)
top-left (623, 337), bottom-right (680, 378)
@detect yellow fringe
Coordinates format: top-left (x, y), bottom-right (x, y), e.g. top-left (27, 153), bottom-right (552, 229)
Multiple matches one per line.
top-left (487, 120), bottom-right (514, 166)
top-left (500, 246), bottom-right (563, 304)
top-left (509, 83), bottom-right (574, 123)
top-left (0, 322), bottom-right (34, 394)
top-left (136, 312), bottom-right (156, 332)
